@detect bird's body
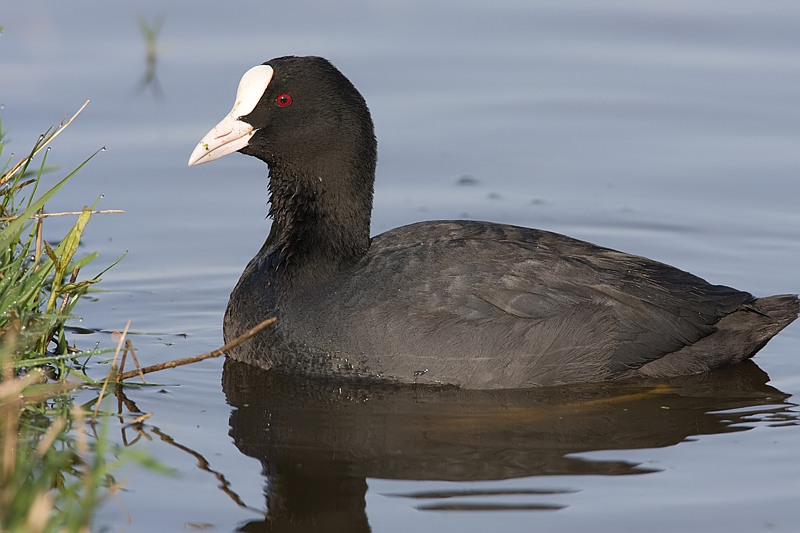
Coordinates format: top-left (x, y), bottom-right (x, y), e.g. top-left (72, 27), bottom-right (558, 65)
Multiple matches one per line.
top-left (189, 56), bottom-right (798, 389)
top-left (224, 219), bottom-right (795, 388)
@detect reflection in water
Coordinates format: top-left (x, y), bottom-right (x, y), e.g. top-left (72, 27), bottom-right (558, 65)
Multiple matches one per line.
top-left (222, 360), bottom-right (796, 532)
top-left (134, 14), bottom-right (164, 100)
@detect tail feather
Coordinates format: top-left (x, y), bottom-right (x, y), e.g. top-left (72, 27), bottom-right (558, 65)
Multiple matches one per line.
top-left (634, 294), bottom-right (799, 378)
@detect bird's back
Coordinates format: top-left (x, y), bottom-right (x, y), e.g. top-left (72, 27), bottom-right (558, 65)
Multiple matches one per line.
top-left (225, 220), bottom-right (798, 388)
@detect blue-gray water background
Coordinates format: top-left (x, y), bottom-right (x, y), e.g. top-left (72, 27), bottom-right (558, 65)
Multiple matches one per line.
top-left (2, 1), bottom-right (799, 531)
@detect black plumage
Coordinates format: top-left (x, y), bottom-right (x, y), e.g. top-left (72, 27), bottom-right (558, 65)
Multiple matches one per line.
top-left (190, 56), bottom-right (798, 389)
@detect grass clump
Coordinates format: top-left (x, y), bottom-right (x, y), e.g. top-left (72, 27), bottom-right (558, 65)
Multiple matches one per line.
top-left (0, 104), bottom-right (140, 532)
top-left (0, 102), bottom-right (107, 366)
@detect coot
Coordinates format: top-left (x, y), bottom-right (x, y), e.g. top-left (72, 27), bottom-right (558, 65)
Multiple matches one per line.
top-left (188, 56), bottom-right (798, 389)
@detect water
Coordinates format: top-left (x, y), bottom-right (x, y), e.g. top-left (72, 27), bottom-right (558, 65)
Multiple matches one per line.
top-left (2, 1), bottom-right (800, 531)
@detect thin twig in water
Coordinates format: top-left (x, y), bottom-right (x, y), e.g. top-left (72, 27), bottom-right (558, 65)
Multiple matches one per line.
top-left (125, 412), bottom-right (152, 427)
top-left (93, 319), bottom-right (131, 421)
top-left (116, 317), bottom-right (276, 381)
top-left (149, 426), bottom-right (264, 515)
top-left (118, 339), bottom-right (145, 384)
top-left (126, 340), bottom-right (145, 383)
top-left (117, 344), bottom-right (128, 383)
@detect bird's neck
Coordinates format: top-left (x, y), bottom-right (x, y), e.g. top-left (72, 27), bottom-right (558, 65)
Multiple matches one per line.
top-left (264, 159), bottom-right (373, 280)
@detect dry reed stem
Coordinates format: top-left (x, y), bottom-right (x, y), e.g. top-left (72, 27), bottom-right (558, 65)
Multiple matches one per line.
top-left (125, 412), bottom-right (152, 426)
top-left (125, 340), bottom-right (145, 384)
top-left (116, 316), bottom-right (276, 381)
top-left (0, 351), bottom-right (22, 487)
top-left (24, 492), bottom-right (52, 533)
top-left (34, 417), bottom-right (67, 458)
top-left (57, 267), bottom-right (81, 315)
top-left (0, 100), bottom-right (91, 188)
top-left (117, 338), bottom-right (145, 384)
top-left (117, 345), bottom-right (128, 382)
top-left (34, 210), bottom-right (44, 268)
top-left (0, 209), bottom-right (124, 222)
top-left (70, 405), bottom-right (89, 461)
top-left (93, 319), bottom-right (131, 421)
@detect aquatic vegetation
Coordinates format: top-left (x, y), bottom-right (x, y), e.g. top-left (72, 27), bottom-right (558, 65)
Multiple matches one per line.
top-left (0, 104), bottom-right (146, 532)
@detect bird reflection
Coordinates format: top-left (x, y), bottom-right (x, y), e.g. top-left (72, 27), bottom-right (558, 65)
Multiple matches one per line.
top-left (222, 359), bottom-right (795, 532)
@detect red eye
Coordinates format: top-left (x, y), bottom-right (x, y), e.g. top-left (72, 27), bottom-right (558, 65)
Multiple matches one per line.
top-left (276, 93), bottom-right (292, 107)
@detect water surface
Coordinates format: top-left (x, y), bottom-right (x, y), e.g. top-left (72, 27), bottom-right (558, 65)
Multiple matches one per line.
top-left (2, 1), bottom-right (799, 531)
